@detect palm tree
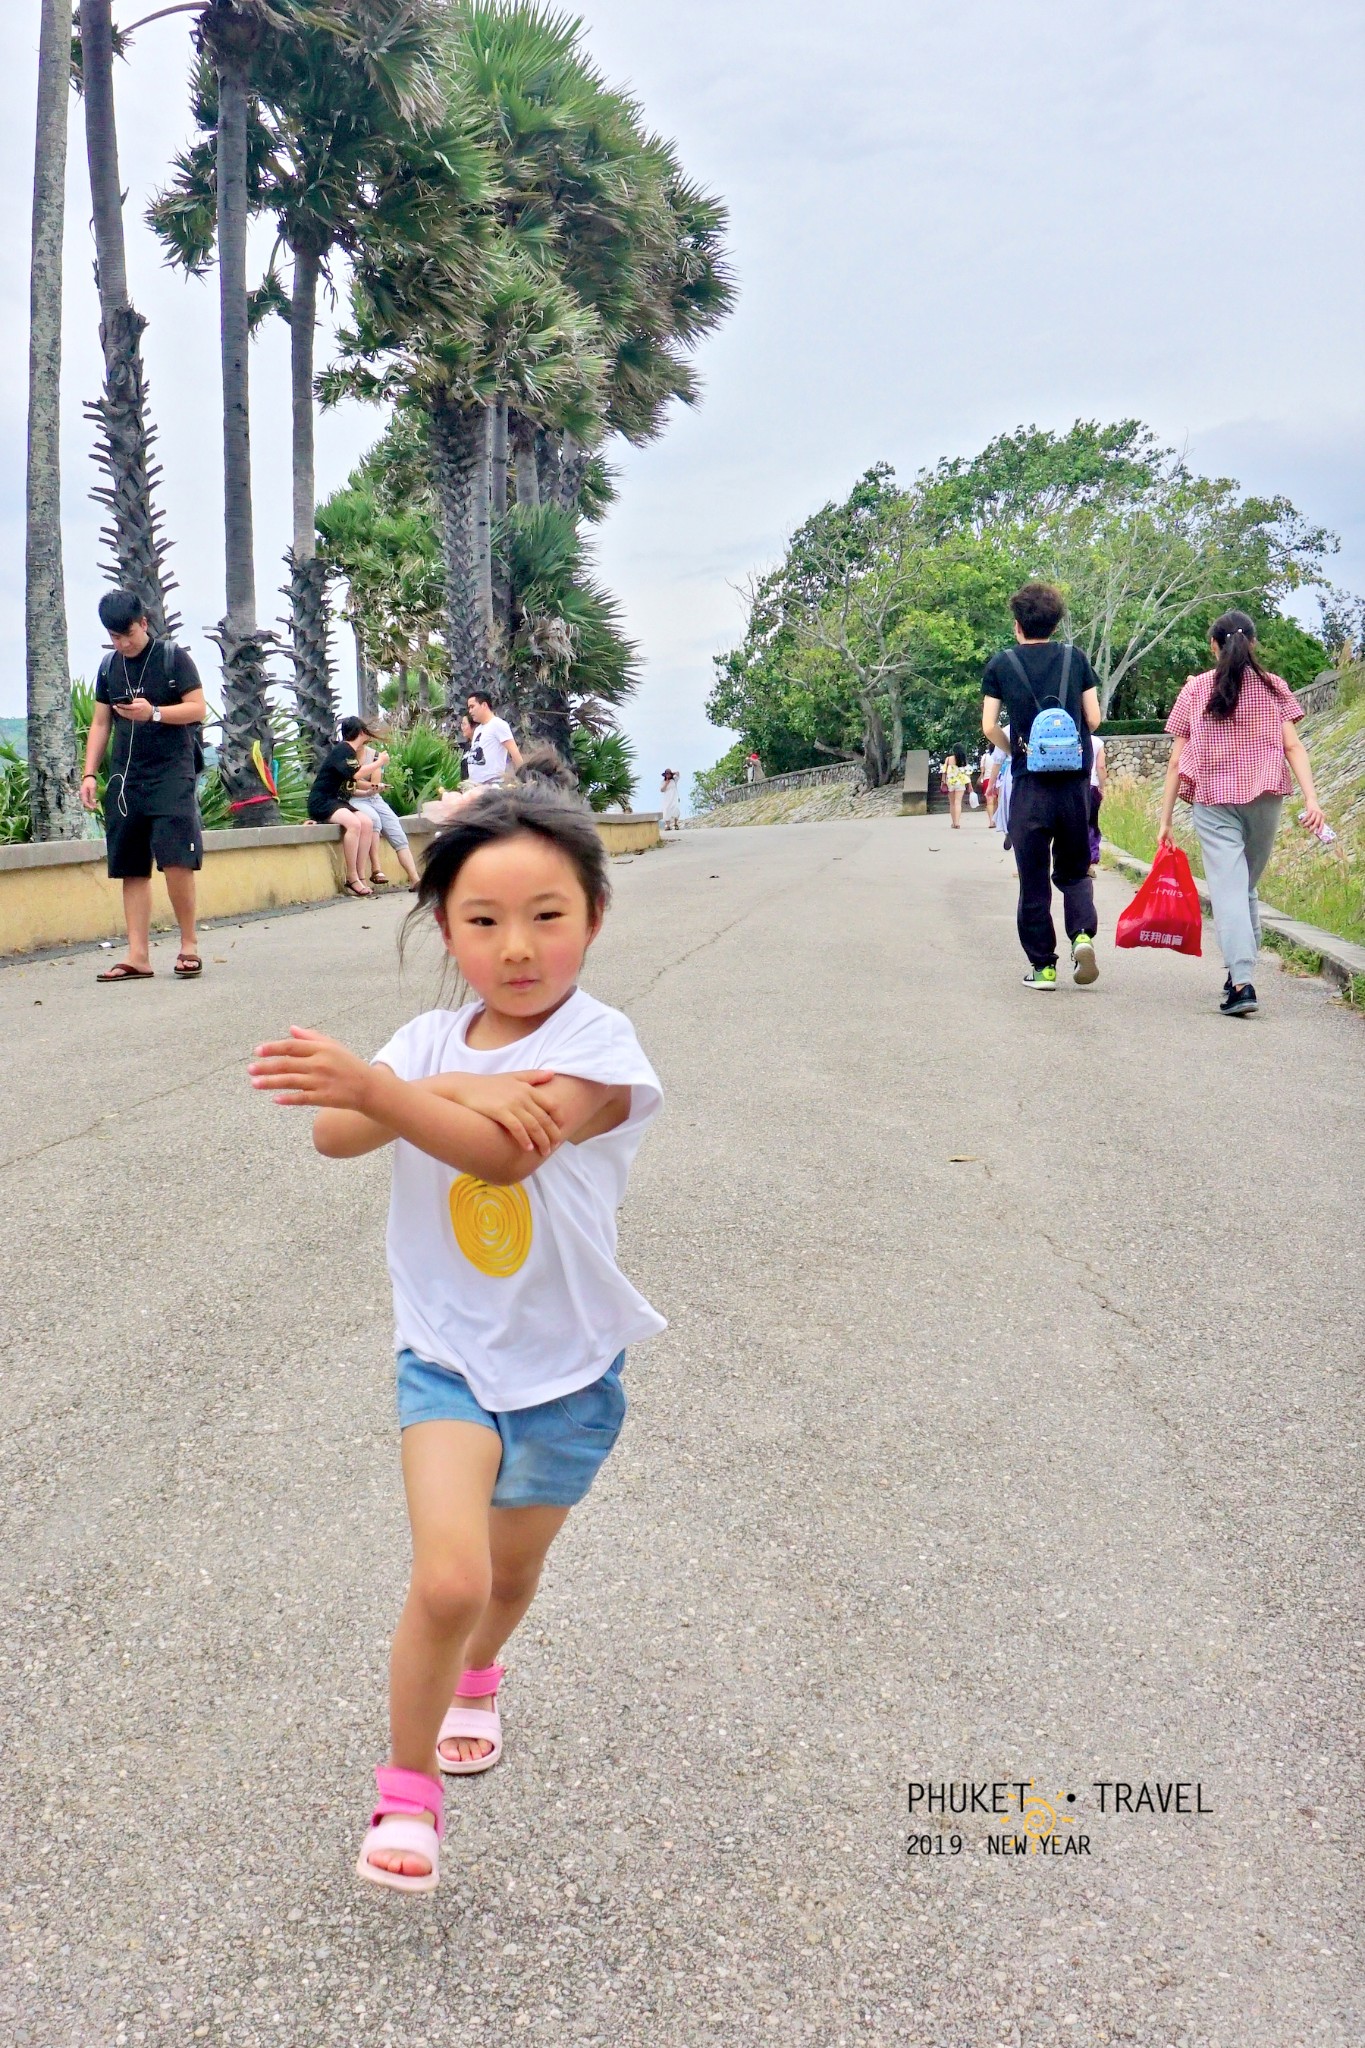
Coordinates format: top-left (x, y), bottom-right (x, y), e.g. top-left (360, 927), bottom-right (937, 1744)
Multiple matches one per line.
top-left (328, 231), bottom-right (605, 726)
top-left (26, 0), bottom-right (82, 842)
top-left (191, 0), bottom-right (280, 822)
top-left (152, 3), bottom-right (462, 768)
top-left (78, 0), bottom-right (179, 635)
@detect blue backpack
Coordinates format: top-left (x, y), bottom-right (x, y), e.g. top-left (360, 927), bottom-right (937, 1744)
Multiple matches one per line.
top-left (1006, 644), bottom-right (1084, 773)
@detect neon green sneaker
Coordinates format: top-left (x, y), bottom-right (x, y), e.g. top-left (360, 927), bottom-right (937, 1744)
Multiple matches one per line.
top-left (1071, 934), bottom-right (1099, 985)
top-left (1022, 965), bottom-right (1057, 990)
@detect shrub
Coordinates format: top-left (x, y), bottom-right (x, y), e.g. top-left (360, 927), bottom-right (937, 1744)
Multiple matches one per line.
top-left (375, 721), bottom-right (464, 814)
top-left (0, 744), bottom-right (29, 844)
top-left (572, 727), bottom-right (637, 812)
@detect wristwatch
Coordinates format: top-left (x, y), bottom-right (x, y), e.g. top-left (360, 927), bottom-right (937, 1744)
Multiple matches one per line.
top-left (151, 706), bottom-right (162, 723)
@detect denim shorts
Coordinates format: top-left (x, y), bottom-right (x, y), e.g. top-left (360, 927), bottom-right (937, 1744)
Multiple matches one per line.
top-left (395, 1350), bottom-right (627, 1509)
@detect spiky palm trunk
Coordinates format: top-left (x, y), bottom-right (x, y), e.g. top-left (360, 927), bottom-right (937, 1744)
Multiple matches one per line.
top-left (211, 25), bottom-right (278, 824)
top-left (284, 551), bottom-right (333, 768)
top-left (26, 0), bottom-right (82, 842)
top-left (80, 0), bottom-right (177, 636)
top-left (526, 679), bottom-right (573, 758)
top-left (550, 430), bottom-right (592, 514)
top-left (284, 239), bottom-right (335, 769)
top-left (427, 396), bottom-right (493, 722)
top-left (472, 405), bottom-right (494, 642)
top-left (508, 410), bottom-right (540, 509)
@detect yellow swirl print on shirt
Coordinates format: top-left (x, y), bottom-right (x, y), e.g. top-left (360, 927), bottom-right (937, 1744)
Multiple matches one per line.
top-left (448, 1174), bottom-right (533, 1278)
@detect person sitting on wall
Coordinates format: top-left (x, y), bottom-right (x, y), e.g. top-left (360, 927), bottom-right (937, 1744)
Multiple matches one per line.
top-left (349, 728), bottom-right (422, 893)
top-left (81, 587), bottom-right (208, 982)
top-left (307, 715), bottom-right (380, 898)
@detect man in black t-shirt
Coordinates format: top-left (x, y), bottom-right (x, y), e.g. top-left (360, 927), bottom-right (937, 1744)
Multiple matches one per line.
top-left (82, 589), bottom-right (207, 982)
top-left (982, 581), bottom-right (1103, 989)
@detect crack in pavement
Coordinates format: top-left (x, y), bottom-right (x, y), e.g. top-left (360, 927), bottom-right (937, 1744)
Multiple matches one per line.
top-left (0, 989), bottom-right (390, 1176)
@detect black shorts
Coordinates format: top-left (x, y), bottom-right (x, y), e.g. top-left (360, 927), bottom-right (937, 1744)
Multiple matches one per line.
top-left (105, 805), bottom-right (203, 880)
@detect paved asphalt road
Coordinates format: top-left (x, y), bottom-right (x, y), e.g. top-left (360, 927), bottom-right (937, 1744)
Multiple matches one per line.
top-left (1, 817), bottom-right (1361, 2048)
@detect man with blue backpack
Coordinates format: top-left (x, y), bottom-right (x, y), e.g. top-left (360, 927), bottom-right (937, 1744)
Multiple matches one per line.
top-left (982, 582), bottom-right (1103, 989)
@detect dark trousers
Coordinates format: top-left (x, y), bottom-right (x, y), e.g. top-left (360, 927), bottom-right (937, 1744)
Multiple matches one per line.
top-left (1009, 773), bottom-right (1096, 968)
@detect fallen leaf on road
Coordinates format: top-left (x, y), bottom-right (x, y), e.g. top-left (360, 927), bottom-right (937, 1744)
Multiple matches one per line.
top-left (948, 1155), bottom-right (978, 1163)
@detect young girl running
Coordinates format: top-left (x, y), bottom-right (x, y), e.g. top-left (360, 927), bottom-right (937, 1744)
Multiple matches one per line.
top-left (248, 786), bottom-right (664, 1893)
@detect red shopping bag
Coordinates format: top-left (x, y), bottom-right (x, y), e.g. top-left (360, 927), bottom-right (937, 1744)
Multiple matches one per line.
top-left (1114, 844), bottom-right (1203, 956)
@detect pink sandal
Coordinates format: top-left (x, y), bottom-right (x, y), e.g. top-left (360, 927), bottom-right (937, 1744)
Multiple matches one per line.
top-left (436, 1662), bottom-right (506, 1775)
top-left (355, 1765), bottom-right (444, 1893)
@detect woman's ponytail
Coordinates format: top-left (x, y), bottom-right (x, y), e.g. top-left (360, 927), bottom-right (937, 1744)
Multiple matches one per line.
top-left (1207, 609), bottom-right (1270, 720)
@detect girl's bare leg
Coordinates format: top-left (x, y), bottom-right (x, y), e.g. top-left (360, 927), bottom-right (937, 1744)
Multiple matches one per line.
top-left (367, 1420), bottom-right (501, 1879)
top-left (439, 1504), bottom-right (570, 1766)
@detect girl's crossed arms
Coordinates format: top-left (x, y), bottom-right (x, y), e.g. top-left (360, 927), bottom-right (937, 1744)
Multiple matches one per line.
top-left (248, 1025), bottom-right (628, 1179)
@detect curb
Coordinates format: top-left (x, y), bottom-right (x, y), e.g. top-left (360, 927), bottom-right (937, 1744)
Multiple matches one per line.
top-left (1101, 842), bottom-right (1365, 995)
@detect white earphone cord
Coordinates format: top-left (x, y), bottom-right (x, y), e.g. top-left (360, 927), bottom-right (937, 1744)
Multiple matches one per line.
top-left (109, 638), bottom-right (157, 821)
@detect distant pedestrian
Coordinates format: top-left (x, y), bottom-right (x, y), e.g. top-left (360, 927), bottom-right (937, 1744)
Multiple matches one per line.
top-left (465, 692), bottom-right (524, 785)
top-left (944, 746), bottom-right (971, 829)
top-left (982, 582), bottom-right (1102, 989)
top-left (81, 588), bottom-right (207, 982)
top-left (982, 739), bottom-right (1008, 831)
top-left (457, 713), bottom-right (476, 782)
top-left (1088, 733), bottom-right (1107, 872)
top-left (745, 751), bottom-right (762, 785)
top-left (249, 785), bottom-right (664, 1895)
top-left (1156, 610), bottom-right (1325, 1017)
top-left (307, 714), bottom-right (379, 897)
top-left (660, 770), bottom-right (682, 831)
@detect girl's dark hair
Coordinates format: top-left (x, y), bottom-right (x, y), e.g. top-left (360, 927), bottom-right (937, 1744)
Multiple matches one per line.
top-left (514, 743), bottom-right (579, 793)
top-left (1207, 610), bottom-right (1269, 720)
top-left (409, 784), bottom-right (611, 941)
top-left (952, 745), bottom-right (967, 767)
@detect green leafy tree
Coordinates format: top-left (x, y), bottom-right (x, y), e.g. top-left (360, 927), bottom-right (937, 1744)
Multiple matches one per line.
top-left (916, 422), bottom-right (1334, 714)
top-left (710, 424), bottom-right (1343, 775)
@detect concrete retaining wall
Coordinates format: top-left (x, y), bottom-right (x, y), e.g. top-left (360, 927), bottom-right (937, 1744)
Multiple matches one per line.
top-left (0, 810), bottom-right (660, 958)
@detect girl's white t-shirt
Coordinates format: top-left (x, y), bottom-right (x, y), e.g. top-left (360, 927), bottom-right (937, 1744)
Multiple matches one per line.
top-left (372, 989), bottom-right (665, 1411)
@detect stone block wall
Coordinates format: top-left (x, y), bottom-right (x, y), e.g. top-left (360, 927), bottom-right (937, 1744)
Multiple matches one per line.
top-left (1103, 733), bottom-right (1170, 780)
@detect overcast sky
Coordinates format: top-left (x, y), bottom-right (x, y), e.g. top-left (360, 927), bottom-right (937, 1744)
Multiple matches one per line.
top-left (3, 0), bottom-right (1362, 803)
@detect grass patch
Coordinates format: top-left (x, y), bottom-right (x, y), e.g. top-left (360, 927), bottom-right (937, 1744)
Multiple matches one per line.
top-left (1260, 931), bottom-right (1324, 976)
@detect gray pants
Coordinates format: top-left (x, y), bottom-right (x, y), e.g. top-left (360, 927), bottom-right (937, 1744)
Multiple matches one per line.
top-left (350, 792), bottom-right (409, 850)
top-left (1191, 795), bottom-right (1282, 985)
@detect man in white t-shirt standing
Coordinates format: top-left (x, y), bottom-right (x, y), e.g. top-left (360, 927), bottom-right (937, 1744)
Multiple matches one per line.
top-left (465, 691), bottom-right (524, 785)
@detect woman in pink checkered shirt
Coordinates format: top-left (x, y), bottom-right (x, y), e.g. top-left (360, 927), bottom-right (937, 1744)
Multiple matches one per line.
top-left (1156, 610), bottom-right (1325, 1017)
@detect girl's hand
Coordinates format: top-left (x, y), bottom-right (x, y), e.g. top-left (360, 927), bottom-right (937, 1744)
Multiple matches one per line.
top-left (1300, 801), bottom-right (1326, 835)
top-left (1156, 819), bottom-right (1175, 849)
top-left (439, 1071), bottom-right (563, 1155)
top-left (248, 1027), bottom-right (375, 1110)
